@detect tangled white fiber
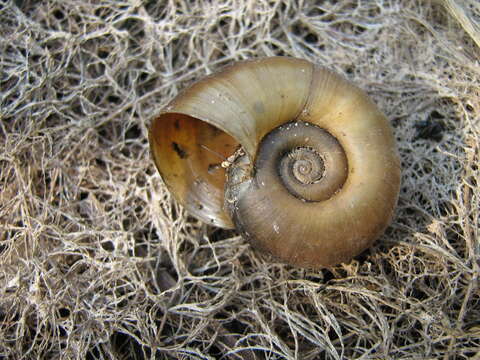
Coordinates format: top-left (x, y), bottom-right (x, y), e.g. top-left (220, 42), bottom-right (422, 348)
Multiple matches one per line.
top-left (0, 0), bottom-right (479, 359)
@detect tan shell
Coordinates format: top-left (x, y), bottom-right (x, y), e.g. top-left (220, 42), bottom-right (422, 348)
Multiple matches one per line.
top-left (149, 57), bottom-right (401, 268)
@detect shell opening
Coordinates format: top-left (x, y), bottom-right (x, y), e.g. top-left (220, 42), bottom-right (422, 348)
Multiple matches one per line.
top-left (150, 113), bottom-right (240, 228)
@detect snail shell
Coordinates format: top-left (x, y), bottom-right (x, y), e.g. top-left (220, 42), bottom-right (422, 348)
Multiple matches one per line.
top-left (149, 57), bottom-right (401, 268)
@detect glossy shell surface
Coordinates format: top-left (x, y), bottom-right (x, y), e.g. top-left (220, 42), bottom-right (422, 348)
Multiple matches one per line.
top-left (149, 57), bottom-right (401, 268)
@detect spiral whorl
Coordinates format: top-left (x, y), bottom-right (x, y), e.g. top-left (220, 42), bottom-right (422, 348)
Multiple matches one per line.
top-left (282, 147), bottom-right (324, 185)
top-left (254, 121), bottom-right (348, 203)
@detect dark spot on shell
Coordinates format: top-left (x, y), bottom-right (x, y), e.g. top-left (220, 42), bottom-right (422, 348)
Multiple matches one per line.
top-left (172, 142), bottom-right (188, 159)
top-left (210, 126), bottom-right (223, 137)
top-left (174, 120), bottom-right (180, 130)
top-left (208, 163), bottom-right (222, 174)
